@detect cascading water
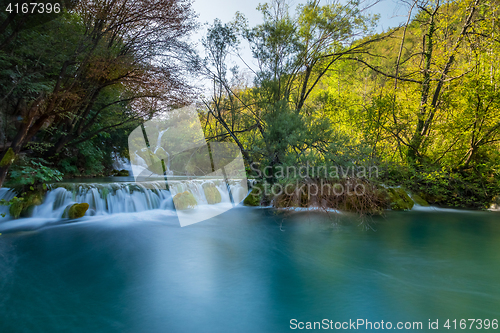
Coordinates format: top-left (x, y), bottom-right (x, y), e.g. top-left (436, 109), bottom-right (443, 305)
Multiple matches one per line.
top-left (31, 182), bottom-right (174, 218)
top-left (0, 179), bottom-right (249, 223)
top-left (0, 187), bottom-right (16, 217)
top-left (111, 153), bottom-right (133, 174)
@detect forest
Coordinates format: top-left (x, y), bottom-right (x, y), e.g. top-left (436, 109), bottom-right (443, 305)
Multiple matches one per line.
top-left (1, 0), bottom-right (500, 214)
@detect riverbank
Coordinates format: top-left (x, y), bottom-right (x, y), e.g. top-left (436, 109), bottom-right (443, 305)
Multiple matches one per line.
top-left (243, 175), bottom-right (500, 213)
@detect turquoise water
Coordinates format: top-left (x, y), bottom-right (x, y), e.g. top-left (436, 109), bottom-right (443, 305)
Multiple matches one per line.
top-left (0, 208), bottom-right (499, 332)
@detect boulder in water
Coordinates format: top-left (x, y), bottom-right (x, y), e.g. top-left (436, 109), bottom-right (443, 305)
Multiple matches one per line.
top-left (387, 187), bottom-right (414, 210)
top-left (63, 203), bottom-right (90, 219)
top-left (173, 191), bottom-right (197, 210)
top-left (203, 185), bottom-right (221, 204)
top-left (411, 193), bottom-right (429, 206)
top-left (7, 190), bottom-right (44, 219)
top-left (111, 169), bottom-right (129, 176)
top-left (117, 169), bottom-right (129, 177)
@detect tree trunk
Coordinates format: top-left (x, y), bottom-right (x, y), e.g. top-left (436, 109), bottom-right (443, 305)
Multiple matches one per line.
top-left (0, 115), bottom-right (34, 188)
top-left (0, 93), bottom-right (44, 188)
top-left (408, 0), bottom-right (480, 165)
top-left (407, 9), bottom-right (436, 165)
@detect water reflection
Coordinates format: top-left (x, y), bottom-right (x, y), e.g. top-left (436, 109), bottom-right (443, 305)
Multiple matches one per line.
top-left (0, 209), bottom-right (499, 332)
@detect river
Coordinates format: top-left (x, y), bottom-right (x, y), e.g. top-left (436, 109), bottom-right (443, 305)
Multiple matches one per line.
top-left (0, 181), bottom-right (499, 332)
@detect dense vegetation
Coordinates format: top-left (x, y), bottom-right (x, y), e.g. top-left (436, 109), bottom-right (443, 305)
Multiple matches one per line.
top-left (200, 0), bottom-right (500, 210)
top-left (0, 0), bottom-right (197, 185)
top-left (1, 0), bottom-right (500, 211)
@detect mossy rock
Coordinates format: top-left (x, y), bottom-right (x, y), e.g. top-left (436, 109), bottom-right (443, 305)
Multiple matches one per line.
top-left (62, 203), bottom-right (90, 219)
top-left (117, 169), bottom-right (129, 177)
top-left (7, 190), bottom-right (44, 219)
top-left (243, 185), bottom-right (263, 206)
top-left (0, 148), bottom-right (16, 167)
top-left (128, 184), bottom-right (142, 193)
top-left (110, 183), bottom-right (121, 192)
top-left (173, 191), bottom-right (197, 210)
top-left (411, 193), bottom-right (429, 206)
top-left (24, 191), bottom-right (43, 206)
top-left (391, 199), bottom-right (409, 210)
top-left (20, 205), bottom-right (37, 218)
top-left (19, 190), bottom-right (43, 218)
top-left (387, 187), bottom-right (414, 211)
top-left (419, 192), bottom-right (446, 204)
top-left (203, 185), bottom-right (221, 204)
top-left (9, 200), bottom-right (23, 219)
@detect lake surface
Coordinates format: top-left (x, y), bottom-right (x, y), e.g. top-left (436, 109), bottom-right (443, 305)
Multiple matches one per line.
top-left (1, 208), bottom-right (499, 332)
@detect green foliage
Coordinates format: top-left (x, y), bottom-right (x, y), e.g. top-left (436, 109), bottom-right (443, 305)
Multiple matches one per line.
top-left (243, 185), bottom-right (263, 206)
top-left (78, 141), bottom-right (105, 175)
top-left (0, 191), bottom-right (44, 219)
top-left (3, 197), bottom-right (24, 219)
top-left (9, 159), bottom-right (63, 187)
top-left (379, 165), bottom-right (500, 209)
top-left (261, 101), bottom-right (305, 163)
top-left (324, 133), bottom-right (374, 169)
top-left (200, 1), bottom-right (500, 212)
top-left (58, 158), bottom-right (79, 175)
top-left (0, 0), bottom-right (196, 188)
top-left (1, 158), bottom-right (60, 218)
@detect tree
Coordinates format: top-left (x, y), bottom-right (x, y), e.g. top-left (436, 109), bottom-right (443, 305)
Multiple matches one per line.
top-left (201, 19), bottom-right (256, 166)
top-left (350, 0), bottom-right (487, 165)
top-left (200, 0), bottom-right (381, 178)
top-left (244, 0), bottom-right (379, 112)
top-left (0, 0), bottom-right (197, 187)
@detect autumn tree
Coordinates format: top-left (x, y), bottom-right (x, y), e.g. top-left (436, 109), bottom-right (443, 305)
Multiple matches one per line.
top-left (0, 0), bottom-right (197, 187)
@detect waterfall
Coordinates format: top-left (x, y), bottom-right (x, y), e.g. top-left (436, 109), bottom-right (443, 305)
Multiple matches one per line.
top-left (111, 153), bottom-right (133, 173)
top-left (0, 187), bottom-right (16, 217)
top-left (0, 179), bottom-right (248, 221)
